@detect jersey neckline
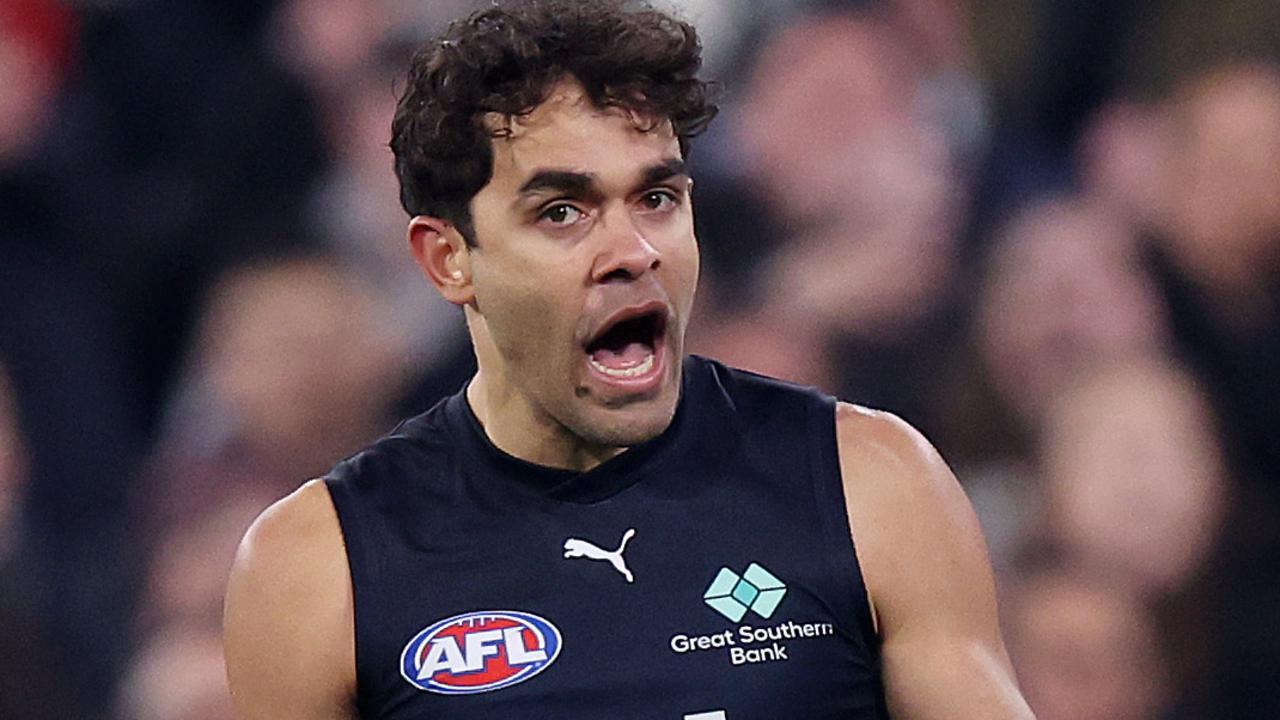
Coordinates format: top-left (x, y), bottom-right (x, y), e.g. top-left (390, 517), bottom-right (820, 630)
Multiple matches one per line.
top-left (443, 355), bottom-right (706, 504)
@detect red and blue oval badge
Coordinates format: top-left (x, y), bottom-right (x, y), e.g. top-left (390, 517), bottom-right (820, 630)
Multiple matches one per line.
top-left (400, 610), bottom-right (562, 694)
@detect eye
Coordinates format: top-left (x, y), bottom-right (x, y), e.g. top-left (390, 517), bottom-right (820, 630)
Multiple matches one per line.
top-left (538, 202), bottom-right (586, 227)
top-left (639, 189), bottom-right (679, 212)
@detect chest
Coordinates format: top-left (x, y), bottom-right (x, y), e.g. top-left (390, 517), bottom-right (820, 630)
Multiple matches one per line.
top-left (352, 473), bottom-right (884, 719)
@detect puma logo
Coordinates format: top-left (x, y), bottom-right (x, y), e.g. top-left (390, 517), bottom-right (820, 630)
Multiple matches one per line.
top-left (563, 528), bottom-right (636, 583)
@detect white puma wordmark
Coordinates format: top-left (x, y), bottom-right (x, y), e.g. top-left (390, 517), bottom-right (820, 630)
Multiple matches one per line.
top-left (563, 528), bottom-right (636, 583)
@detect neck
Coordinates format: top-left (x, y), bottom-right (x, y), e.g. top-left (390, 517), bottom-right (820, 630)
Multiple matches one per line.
top-left (464, 310), bottom-right (624, 472)
top-left (465, 371), bottom-right (624, 472)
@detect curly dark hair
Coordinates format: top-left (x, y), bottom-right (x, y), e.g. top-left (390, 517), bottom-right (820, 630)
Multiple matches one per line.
top-left (389, 0), bottom-right (718, 244)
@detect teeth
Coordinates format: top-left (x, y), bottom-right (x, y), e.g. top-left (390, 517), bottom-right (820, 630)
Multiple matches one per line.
top-left (589, 351), bottom-right (655, 379)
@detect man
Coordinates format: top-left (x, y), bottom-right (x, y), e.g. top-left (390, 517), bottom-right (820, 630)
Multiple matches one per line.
top-left (224, 2), bottom-right (1034, 718)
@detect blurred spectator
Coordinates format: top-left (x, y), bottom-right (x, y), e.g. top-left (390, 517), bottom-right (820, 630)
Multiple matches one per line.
top-left (58, 0), bottom-right (328, 428)
top-left (689, 308), bottom-right (837, 393)
top-left (693, 2), bottom-right (985, 438)
top-left (271, 0), bottom-right (390, 101)
top-left (978, 196), bottom-right (1171, 425)
top-left (734, 9), bottom-right (966, 239)
top-left (0, 6), bottom-right (145, 715)
top-left (117, 625), bottom-right (235, 720)
top-left (1141, 66), bottom-right (1280, 585)
top-left (0, 0), bottom-right (74, 165)
top-left (1157, 63), bottom-right (1280, 303)
top-left (121, 252), bottom-right (410, 719)
top-left (1158, 66), bottom-right (1280, 462)
top-left (1040, 359), bottom-right (1226, 596)
top-left (4, 2), bottom-right (335, 711)
top-left (936, 194), bottom-right (1171, 549)
top-left (271, 0), bottom-right (473, 414)
top-left (1077, 98), bottom-right (1173, 228)
top-left (1004, 563), bottom-right (1173, 720)
top-left (137, 494), bottom-right (275, 633)
top-left (150, 251), bottom-right (408, 500)
top-left (1132, 66), bottom-right (1280, 715)
top-left (295, 38), bottom-right (467, 376)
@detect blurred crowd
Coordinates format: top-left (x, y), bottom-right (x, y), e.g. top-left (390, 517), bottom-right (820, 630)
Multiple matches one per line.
top-left (1, 0), bottom-right (1278, 718)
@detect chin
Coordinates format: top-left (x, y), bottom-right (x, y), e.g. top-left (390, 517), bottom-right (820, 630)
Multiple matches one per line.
top-left (572, 397), bottom-right (679, 448)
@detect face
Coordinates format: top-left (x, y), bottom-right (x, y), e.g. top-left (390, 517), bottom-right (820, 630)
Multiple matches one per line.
top-left (1043, 363), bottom-right (1224, 593)
top-left (1163, 65), bottom-right (1280, 282)
top-left (980, 200), bottom-right (1168, 421)
top-left (204, 259), bottom-right (398, 473)
top-left (462, 82), bottom-right (699, 449)
top-left (1008, 573), bottom-right (1168, 720)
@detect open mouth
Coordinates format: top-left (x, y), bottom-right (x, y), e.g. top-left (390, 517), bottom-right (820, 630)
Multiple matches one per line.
top-left (584, 308), bottom-right (668, 382)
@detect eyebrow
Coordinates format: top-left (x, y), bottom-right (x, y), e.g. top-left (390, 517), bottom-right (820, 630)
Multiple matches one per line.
top-left (516, 158), bottom-right (689, 199)
top-left (518, 170), bottom-right (597, 197)
top-left (641, 158), bottom-right (688, 186)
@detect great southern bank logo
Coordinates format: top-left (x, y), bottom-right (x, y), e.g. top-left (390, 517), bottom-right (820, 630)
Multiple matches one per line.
top-left (670, 562), bottom-right (834, 667)
top-left (703, 563), bottom-right (787, 622)
top-left (400, 610), bottom-right (561, 694)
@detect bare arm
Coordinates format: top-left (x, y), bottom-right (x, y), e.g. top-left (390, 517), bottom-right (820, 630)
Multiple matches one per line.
top-left (224, 479), bottom-right (358, 720)
top-left (836, 403), bottom-right (1034, 719)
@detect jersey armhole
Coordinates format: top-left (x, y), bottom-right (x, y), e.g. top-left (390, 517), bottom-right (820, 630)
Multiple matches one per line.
top-left (321, 474), bottom-right (372, 719)
top-left (807, 395), bottom-right (884, 662)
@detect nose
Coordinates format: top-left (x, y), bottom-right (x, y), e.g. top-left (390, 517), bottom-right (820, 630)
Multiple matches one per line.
top-left (590, 207), bottom-right (661, 283)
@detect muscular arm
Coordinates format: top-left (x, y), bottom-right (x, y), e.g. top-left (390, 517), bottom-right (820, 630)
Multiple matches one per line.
top-left (836, 403), bottom-right (1034, 719)
top-left (224, 479), bottom-right (358, 720)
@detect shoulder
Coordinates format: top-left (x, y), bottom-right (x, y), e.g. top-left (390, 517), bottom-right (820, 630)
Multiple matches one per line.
top-left (833, 403), bottom-right (953, 492)
top-left (832, 403), bottom-right (992, 632)
top-left (224, 479), bottom-right (356, 718)
top-left (831, 414), bottom-right (1033, 716)
top-left (232, 479), bottom-right (347, 575)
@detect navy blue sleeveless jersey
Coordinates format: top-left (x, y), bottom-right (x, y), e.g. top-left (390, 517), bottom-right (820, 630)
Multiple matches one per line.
top-left (325, 355), bottom-right (888, 719)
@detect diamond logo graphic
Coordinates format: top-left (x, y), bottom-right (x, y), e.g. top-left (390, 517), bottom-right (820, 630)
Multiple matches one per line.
top-left (703, 563), bottom-right (787, 622)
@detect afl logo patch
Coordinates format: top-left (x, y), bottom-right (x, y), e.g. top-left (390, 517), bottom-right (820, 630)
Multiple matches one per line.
top-left (400, 610), bottom-right (562, 694)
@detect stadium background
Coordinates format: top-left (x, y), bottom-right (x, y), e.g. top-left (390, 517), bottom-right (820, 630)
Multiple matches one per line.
top-left (1, 0), bottom-right (1278, 717)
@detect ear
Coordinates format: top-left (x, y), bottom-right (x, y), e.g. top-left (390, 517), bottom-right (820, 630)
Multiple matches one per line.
top-left (408, 216), bottom-right (475, 306)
